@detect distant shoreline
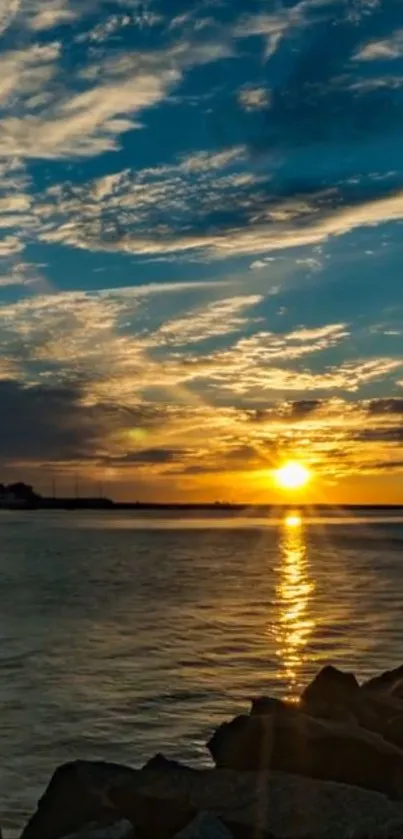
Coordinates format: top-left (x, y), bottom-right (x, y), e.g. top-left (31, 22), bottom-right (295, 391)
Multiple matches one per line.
top-left (1, 500), bottom-right (403, 512)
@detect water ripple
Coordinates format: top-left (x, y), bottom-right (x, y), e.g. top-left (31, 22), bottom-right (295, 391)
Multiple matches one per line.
top-left (0, 510), bottom-right (403, 829)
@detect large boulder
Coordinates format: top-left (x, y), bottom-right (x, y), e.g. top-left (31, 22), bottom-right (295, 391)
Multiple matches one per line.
top-left (300, 666), bottom-right (403, 735)
top-left (21, 761), bottom-right (137, 839)
top-left (207, 709), bottom-right (403, 798)
top-left (364, 665), bottom-right (403, 697)
top-left (360, 692), bottom-right (403, 743)
top-left (301, 665), bottom-right (360, 707)
top-left (106, 766), bottom-right (403, 839)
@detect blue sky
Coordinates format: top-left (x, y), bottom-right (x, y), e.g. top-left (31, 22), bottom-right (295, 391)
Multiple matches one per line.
top-left (0, 0), bottom-right (402, 501)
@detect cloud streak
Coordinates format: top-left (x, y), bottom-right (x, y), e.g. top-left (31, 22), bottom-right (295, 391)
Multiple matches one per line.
top-left (0, 28), bottom-right (234, 160)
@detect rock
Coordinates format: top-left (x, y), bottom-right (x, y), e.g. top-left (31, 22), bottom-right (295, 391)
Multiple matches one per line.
top-left (300, 665), bottom-right (374, 727)
top-left (383, 717), bottom-right (403, 749)
top-left (361, 693), bottom-right (403, 744)
top-left (301, 665), bottom-right (360, 706)
top-left (300, 666), bottom-right (403, 733)
top-left (390, 677), bottom-right (403, 700)
top-left (107, 766), bottom-right (403, 839)
top-left (250, 697), bottom-right (295, 717)
top-left (21, 761), bottom-right (137, 839)
top-left (207, 709), bottom-right (403, 798)
top-left (63, 821), bottom-right (134, 839)
top-left (301, 699), bottom-right (358, 725)
top-left (109, 788), bottom-right (196, 839)
top-left (174, 813), bottom-right (233, 839)
top-left (364, 665), bottom-right (403, 696)
top-left (143, 754), bottom-right (194, 773)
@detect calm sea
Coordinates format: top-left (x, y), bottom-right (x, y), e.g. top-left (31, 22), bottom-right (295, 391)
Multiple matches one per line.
top-left (1, 509), bottom-right (403, 831)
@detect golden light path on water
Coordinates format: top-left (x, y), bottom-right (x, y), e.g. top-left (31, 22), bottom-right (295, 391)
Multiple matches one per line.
top-left (269, 512), bottom-right (315, 696)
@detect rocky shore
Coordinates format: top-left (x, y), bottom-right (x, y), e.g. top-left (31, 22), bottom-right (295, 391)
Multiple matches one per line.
top-left (15, 664), bottom-right (403, 839)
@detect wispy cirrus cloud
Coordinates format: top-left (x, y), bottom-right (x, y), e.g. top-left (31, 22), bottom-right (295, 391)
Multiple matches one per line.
top-left (1, 0), bottom-right (402, 269)
top-left (20, 0), bottom-right (163, 34)
top-left (0, 31), bottom-right (234, 161)
top-left (0, 236), bottom-right (25, 255)
top-left (0, 41), bottom-right (61, 107)
top-left (0, 64), bottom-right (178, 160)
top-left (0, 0), bottom-right (21, 34)
top-left (25, 0), bottom-right (78, 31)
top-left (154, 295), bottom-right (263, 346)
top-left (35, 155), bottom-right (403, 262)
top-left (354, 29), bottom-right (403, 60)
top-left (233, 11), bottom-right (292, 60)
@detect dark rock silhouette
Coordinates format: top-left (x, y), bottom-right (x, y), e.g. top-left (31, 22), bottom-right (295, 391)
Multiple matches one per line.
top-left (21, 761), bottom-right (136, 839)
top-left (301, 665), bottom-right (360, 705)
top-left (142, 754), bottom-right (195, 773)
top-left (249, 696), bottom-right (294, 717)
top-left (363, 665), bottom-right (403, 697)
top-left (360, 690), bottom-right (403, 741)
top-left (108, 788), bottom-right (196, 839)
top-left (383, 716), bottom-right (403, 749)
top-left (207, 708), bottom-right (403, 798)
top-left (301, 666), bottom-right (403, 736)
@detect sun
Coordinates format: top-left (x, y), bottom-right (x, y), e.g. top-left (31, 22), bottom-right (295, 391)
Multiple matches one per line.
top-left (274, 461), bottom-right (311, 491)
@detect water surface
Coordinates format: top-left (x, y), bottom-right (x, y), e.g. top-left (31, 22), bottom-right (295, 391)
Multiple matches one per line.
top-left (1, 509), bottom-right (403, 830)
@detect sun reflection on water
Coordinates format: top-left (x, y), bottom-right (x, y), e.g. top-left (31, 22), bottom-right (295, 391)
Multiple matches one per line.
top-left (269, 511), bottom-right (315, 697)
top-left (284, 513), bottom-right (302, 528)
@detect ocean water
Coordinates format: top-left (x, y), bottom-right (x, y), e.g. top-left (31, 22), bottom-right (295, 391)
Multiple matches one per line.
top-left (1, 508), bottom-right (403, 831)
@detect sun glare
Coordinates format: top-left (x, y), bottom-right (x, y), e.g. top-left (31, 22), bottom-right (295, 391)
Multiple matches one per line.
top-left (275, 461), bottom-right (311, 491)
top-left (285, 513), bottom-right (302, 528)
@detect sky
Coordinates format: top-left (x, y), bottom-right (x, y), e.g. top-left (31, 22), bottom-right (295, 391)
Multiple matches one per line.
top-left (0, 0), bottom-right (402, 503)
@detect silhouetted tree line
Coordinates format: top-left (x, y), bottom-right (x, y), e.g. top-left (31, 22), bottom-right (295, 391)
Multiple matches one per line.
top-left (0, 482), bottom-right (40, 505)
